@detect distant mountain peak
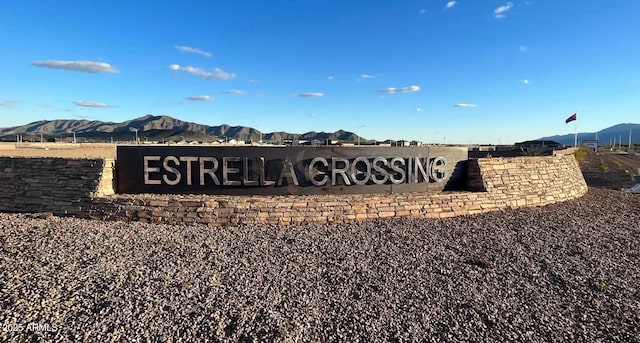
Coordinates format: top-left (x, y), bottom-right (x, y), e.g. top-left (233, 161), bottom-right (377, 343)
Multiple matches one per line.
top-left (0, 114), bottom-right (365, 143)
top-left (538, 123), bottom-right (640, 145)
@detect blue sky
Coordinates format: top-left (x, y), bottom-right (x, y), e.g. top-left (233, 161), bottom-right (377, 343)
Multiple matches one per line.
top-left (1, 1), bottom-right (638, 144)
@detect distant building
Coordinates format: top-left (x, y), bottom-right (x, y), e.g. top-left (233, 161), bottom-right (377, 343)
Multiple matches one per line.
top-left (583, 139), bottom-right (598, 152)
top-left (514, 140), bottom-right (564, 154)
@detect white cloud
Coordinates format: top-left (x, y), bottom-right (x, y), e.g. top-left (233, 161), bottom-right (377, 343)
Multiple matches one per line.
top-left (360, 74), bottom-right (375, 79)
top-left (520, 79), bottom-right (530, 84)
top-left (419, 9), bottom-right (427, 14)
top-left (400, 85), bottom-right (420, 92)
top-left (519, 45), bottom-right (527, 52)
top-left (327, 76), bottom-right (335, 80)
top-left (222, 89), bottom-right (244, 95)
top-left (186, 95), bottom-right (214, 101)
top-left (32, 60), bottom-right (119, 73)
top-left (454, 103), bottom-right (477, 108)
top-left (445, 1), bottom-right (457, 10)
top-left (174, 45), bottom-right (212, 58)
top-left (169, 64), bottom-right (236, 80)
top-left (309, 113), bottom-right (319, 117)
top-left (415, 107), bottom-right (424, 112)
top-left (494, 2), bottom-right (514, 18)
top-left (75, 115), bottom-right (97, 120)
top-left (0, 100), bottom-right (18, 106)
top-left (378, 85), bottom-right (420, 94)
top-left (73, 100), bottom-right (114, 108)
top-left (299, 92), bottom-right (324, 98)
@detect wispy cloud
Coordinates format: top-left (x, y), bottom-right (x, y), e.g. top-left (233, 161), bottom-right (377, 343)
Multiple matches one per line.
top-left (494, 2), bottom-right (514, 18)
top-left (309, 113), bottom-right (319, 117)
top-left (75, 115), bottom-right (97, 120)
top-left (169, 64), bottom-right (236, 80)
top-left (73, 100), bottom-right (115, 108)
top-left (378, 85), bottom-right (420, 94)
top-left (519, 45), bottom-right (527, 52)
top-left (401, 85), bottom-right (420, 92)
top-left (186, 95), bottom-right (214, 101)
top-left (32, 60), bottom-right (119, 73)
top-left (222, 89), bottom-right (244, 95)
top-left (454, 103), bottom-right (477, 108)
top-left (0, 100), bottom-right (18, 106)
top-left (299, 92), bottom-right (324, 98)
top-left (419, 9), bottom-right (427, 14)
top-left (359, 74), bottom-right (375, 79)
top-left (445, 1), bottom-right (457, 10)
top-left (174, 45), bottom-right (212, 58)
top-left (415, 107), bottom-right (424, 112)
top-left (520, 79), bottom-right (530, 84)
top-left (327, 75), bottom-right (335, 80)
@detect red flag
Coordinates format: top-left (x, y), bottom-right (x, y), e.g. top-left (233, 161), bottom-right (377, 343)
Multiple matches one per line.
top-left (565, 112), bottom-right (577, 124)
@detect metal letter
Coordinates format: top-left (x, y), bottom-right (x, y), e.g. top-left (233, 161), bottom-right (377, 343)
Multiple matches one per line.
top-left (143, 156), bottom-right (161, 185)
top-left (307, 157), bottom-right (329, 186)
top-left (162, 156), bottom-right (181, 186)
top-left (389, 157), bottom-right (406, 184)
top-left (429, 156), bottom-right (447, 183)
top-left (277, 157), bottom-right (299, 186)
top-left (371, 157), bottom-right (389, 184)
top-left (259, 157), bottom-right (275, 186)
top-left (350, 156), bottom-right (371, 185)
top-left (179, 156), bottom-right (198, 185)
top-left (332, 157), bottom-right (351, 186)
top-left (413, 157), bottom-right (429, 183)
top-left (222, 157), bottom-right (242, 186)
top-left (199, 157), bottom-right (220, 186)
top-left (243, 157), bottom-right (259, 186)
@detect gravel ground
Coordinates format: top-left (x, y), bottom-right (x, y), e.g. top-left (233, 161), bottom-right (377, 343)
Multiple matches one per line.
top-left (1, 188), bottom-right (639, 342)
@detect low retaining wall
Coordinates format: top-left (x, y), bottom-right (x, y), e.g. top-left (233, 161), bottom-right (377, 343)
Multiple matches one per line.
top-left (0, 158), bottom-right (114, 215)
top-left (0, 155), bottom-right (587, 225)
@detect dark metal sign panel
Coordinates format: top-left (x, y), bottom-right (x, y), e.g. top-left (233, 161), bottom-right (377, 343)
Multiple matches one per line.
top-left (115, 145), bottom-right (468, 195)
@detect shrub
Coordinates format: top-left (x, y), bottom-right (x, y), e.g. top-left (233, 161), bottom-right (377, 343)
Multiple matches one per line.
top-left (574, 147), bottom-right (588, 163)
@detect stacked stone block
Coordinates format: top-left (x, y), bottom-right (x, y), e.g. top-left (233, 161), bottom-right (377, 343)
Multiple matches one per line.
top-left (0, 157), bottom-right (108, 215)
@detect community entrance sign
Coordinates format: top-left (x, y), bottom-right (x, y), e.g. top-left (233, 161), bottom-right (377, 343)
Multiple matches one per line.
top-left (116, 145), bottom-right (468, 195)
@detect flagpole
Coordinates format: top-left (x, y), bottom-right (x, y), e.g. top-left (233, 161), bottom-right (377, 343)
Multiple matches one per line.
top-left (574, 112), bottom-right (578, 147)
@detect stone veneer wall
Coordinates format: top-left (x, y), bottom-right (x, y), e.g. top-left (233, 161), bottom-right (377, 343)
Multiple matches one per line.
top-left (0, 155), bottom-right (587, 225)
top-left (0, 157), bottom-right (112, 215)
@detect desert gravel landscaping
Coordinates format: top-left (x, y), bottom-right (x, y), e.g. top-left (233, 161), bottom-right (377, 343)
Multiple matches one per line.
top-left (1, 187), bottom-right (639, 342)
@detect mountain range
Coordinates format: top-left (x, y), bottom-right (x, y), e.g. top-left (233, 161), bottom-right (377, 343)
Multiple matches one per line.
top-left (539, 123), bottom-right (640, 146)
top-left (0, 114), bottom-right (363, 144)
top-left (2, 114), bottom-right (638, 146)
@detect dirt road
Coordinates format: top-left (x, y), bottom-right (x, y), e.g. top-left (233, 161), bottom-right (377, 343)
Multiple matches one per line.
top-left (0, 142), bottom-right (115, 158)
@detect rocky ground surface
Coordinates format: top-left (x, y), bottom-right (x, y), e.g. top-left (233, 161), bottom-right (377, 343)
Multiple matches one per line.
top-left (1, 187), bottom-right (639, 342)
